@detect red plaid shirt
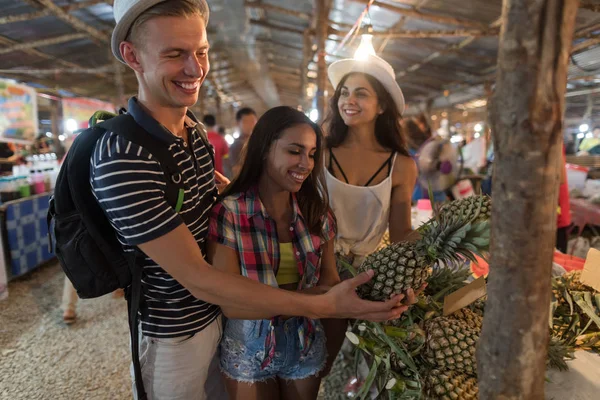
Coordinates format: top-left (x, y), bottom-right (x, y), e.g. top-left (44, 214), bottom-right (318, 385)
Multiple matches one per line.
top-left (208, 186), bottom-right (335, 289)
top-left (208, 186), bottom-right (336, 368)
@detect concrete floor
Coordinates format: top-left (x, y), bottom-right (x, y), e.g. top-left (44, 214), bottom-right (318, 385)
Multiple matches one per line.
top-left (5, 262), bottom-right (596, 400)
top-left (0, 262), bottom-right (131, 400)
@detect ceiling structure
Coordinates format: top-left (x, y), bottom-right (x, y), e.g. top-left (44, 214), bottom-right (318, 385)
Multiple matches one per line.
top-left (0, 0), bottom-right (599, 129)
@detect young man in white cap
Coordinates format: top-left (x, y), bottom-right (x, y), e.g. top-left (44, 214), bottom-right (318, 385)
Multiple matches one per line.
top-left (100, 1), bottom-right (413, 399)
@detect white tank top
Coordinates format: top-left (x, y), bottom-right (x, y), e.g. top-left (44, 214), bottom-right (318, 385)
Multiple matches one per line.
top-left (325, 152), bottom-right (397, 265)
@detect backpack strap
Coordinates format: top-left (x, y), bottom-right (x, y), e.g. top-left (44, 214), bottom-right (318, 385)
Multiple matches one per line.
top-left (98, 115), bottom-right (185, 212)
top-left (95, 114), bottom-right (186, 400)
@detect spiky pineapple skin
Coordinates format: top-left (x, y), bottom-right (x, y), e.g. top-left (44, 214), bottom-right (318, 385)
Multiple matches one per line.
top-left (358, 241), bottom-right (430, 301)
top-left (424, 315), bottom-right (481, 375)
top-left (439, 195), bottom-right (491, 223)
top-left (449, 308), bottom-right (483, 331)
top-left (424, 368), bottom-right (479, 400)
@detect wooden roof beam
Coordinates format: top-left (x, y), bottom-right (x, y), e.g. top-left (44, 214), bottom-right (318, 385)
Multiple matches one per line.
top-left (0, 10), bottom-right (51, 25)
top-left (0, 34), bottom-right (109, 77)
top-left (250, 19), bottom-right (305, 36)
top-left (572, 37), bottom-right (600, 53)
top-left (0, 33), bottom-right (88, 54)
top-left (254, 37), bottom-right (304, 52)
top-left (329, 26), bottom-right (497, 39)
top-left (371, 28), bottom-right (497, 39)
top-left (0, 0), bottom-right (110, 25)
top-left (396, 37), bottom-right (479, 78)
top-left (0, 66), bottom-right (113, 75)
top-left (351, 0), bottom-right (490, 30)
top-left (575, 21), bottom-right (600, 39)
top-left (35, 0), bottom-right (110, 45)
top-left (268, 63), bottom-right (302, 75)
top-left (244, 1), bottom-right (311, 20)
top-left (580, 2), bottom-right (600, 13)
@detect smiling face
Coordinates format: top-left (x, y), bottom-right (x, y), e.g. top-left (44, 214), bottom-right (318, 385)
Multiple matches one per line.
top-left (122, 14), bottom-right (209, 109)
top-left (262, 123), bottom-right (317, 193)
top-left (337, 73), bottom-right (383, 128)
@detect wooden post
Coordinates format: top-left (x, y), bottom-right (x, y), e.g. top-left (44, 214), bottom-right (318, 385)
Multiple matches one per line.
top-left (300, 29), bottom-right (312, 110)
top-left (315, 0), bottom-right (330, 122)
top-left (477, 0), bottom-right (579, 399)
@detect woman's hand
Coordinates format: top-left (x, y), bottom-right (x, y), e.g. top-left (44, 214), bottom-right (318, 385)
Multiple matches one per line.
top-left (401, 283), bottom-right (427, 306)
top-left (214, 171), bottom-right (230, 194)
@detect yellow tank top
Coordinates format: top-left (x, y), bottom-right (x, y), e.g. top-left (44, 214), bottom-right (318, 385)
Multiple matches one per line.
top-left (276, 242), bottom-right (300, 286)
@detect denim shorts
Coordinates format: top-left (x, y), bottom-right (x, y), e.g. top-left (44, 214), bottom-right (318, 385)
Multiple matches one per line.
top-left (220, 317), bottom-right (327, 383)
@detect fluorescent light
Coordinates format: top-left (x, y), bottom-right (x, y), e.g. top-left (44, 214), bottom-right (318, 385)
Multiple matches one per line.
top-left (579, 124), bottom-right (589, 133)
top-left (577, 132), bottom-right (585, 139)
top-left (233, 132), bottom-right (240, 139)
top-left (225, 134), bottom-right (234, 145)
top-left (474, 123), bottom-right (483, 132)
top-left (474, 132), bottom-right (481, 139)
top-left (58, 135), bottom-right (66, 142)
top-left (586, 132), bottom-right (593, 138)
top-left (309, 109), bottom-right (319, 122)
top-left (46, 132), bottom-right (52, 138)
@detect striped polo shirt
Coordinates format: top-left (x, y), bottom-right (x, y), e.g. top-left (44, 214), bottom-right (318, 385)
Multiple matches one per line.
top-left (90, 97), bottom-right (221, 338)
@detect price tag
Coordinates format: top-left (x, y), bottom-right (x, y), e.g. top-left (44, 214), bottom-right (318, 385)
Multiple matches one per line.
top-left (443, 276), bottom-right (487, 316)
top-left (581, 248), bottom-right (600, 292)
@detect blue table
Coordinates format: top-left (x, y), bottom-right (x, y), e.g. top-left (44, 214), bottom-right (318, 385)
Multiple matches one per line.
top-left (0, 192), bottom-right (54, 279)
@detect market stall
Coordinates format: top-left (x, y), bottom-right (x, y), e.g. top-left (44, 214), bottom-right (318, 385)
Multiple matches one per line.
top-left (0, 78), bottom-right (115, 288)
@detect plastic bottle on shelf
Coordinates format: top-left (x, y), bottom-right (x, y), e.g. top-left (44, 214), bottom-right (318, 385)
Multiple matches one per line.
top-left (414, 199), bottom-right (433, 229)
top-left (5, 177), bottom-right (18, 201)
top-left (18, 176), bottom-right (31, 198)
top-left (44, 169), bottom-right (52, 192)
top-left (33, 171), bottom-right (46, 194)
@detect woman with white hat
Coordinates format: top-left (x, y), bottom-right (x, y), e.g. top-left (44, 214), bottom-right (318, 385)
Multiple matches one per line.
top-left (321, 54), bottom-right (421, 373)
top-left (324, 53), bottom-right (417, 272)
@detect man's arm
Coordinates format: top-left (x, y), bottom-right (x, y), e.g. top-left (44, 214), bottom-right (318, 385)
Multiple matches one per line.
top-left (139, 224), bottom-right (407, 321)
top-left (206, 240), bottom-right (287, 319)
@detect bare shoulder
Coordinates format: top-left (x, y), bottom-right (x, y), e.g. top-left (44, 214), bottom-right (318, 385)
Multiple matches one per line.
top-left (392, 153), bottom-right (417, 186)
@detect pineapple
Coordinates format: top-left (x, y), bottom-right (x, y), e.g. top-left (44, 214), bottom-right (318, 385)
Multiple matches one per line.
top-left (448, 308), bottom-right (483, 331)
top-left (358, 242), bottom-right (428, 301)
top-left (423, 314), bottom-right (482, 375)
top-left (423, 369), bottom-right (479, 400)
top-left (358, 213), bottom-right (490, 301)
top-left (438, 195), bottom-right (491, 223)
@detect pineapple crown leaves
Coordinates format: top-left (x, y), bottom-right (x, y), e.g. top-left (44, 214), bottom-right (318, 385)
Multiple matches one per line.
top-left (416, 212), bottom-right (490, 266)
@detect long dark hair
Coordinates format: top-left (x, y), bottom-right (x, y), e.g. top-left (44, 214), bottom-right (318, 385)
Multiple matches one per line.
top-left (324, 72), bottom-right (409, 156)
top-left (221, 106), bottom-right (333, 236)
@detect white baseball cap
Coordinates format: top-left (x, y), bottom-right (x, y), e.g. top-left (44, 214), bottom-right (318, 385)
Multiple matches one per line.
top-left (328, 54), bottom-right (405, 115)
top-left (111, 0), bottom-right (210, 63)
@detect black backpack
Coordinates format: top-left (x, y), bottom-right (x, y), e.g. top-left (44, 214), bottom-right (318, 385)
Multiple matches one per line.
top-left (48, 111), bottom-right (204, 400)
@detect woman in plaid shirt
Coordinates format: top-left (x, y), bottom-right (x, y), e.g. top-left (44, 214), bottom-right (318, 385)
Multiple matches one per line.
top-left (208, 106), bottom-right (339, 399)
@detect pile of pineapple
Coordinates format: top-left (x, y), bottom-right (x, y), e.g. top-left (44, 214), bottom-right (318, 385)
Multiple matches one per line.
top-left (320, 195), bottom-right (600, 400)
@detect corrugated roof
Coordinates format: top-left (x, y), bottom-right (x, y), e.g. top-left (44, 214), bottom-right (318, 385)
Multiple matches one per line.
top-left (0, 0), bottom-right (597, 126)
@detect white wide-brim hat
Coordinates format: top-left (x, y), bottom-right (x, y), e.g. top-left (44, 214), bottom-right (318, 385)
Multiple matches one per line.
top-left (111, 0), bottom-right (210, 63)
top-left (328, 54), bottom-right (405, 115)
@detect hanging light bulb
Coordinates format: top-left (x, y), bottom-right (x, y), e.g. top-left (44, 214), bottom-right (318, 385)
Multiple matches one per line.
top-left (354, 24), bottom-right (375, 60)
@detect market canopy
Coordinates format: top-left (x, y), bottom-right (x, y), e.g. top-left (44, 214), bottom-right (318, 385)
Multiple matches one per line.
top-left (0, 0), bottom-right (598, 128)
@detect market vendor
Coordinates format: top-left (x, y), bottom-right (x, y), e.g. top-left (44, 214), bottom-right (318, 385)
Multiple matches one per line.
top-left (578, 125), bottom-right (600, 155)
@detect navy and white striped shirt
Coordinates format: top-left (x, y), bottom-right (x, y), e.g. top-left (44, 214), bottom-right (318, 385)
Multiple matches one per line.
top-left (90, 97), bottom-right (221, 337)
